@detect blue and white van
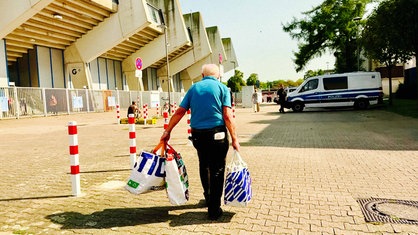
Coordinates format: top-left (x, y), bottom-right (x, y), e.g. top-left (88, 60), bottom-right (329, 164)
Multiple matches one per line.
top-left (285, 72), bottom-right (384, 112)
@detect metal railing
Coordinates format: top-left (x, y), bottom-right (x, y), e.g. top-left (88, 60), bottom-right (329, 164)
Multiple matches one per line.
top-left (0, 87), bottom-right (244, 120)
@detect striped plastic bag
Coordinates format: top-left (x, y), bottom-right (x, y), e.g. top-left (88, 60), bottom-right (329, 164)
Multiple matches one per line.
top-left (224, 150), bottom-right (252, 207)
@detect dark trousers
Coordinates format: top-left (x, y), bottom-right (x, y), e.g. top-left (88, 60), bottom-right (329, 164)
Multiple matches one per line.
top-left (191, 126), bottom-right (229, 214)
top-left (279, 100), bottom-right (285, 112)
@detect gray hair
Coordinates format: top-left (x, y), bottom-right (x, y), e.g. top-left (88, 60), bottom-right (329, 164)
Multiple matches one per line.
top-left (201, 64), bottom-right (220, 78)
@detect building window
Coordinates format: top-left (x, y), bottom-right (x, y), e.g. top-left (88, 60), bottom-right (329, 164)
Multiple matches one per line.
top-left (146, 2), bottom-right (162, 25)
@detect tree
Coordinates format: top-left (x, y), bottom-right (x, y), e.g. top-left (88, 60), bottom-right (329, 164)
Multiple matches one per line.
top-left (227, 69), bottom-right (246, 92)
top-left (393, 0), bottom-right (418, 100)
top-left (283, 0), bottom-right (371, 73)
top-left (246, 73), bottom-right (258, 86)
top-left (304, 69), bottom-right (325, 80)
top-left (362, 0), bottom-right (413, 105)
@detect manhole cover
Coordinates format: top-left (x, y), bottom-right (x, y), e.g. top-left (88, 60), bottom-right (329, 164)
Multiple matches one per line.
top-left (357, 198), bottom-right (418, 225)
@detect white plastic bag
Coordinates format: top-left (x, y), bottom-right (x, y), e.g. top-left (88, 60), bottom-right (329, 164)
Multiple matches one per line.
top-left (165, 145), bottom-right (189, 205)
top-left (224, 150), bottom-right (252, 207)
top-left (125, 144), bottom-right (166, 195)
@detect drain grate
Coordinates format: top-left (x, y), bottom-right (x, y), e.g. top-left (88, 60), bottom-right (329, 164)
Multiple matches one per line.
top-left (357, 198), bottom-right (418, 225)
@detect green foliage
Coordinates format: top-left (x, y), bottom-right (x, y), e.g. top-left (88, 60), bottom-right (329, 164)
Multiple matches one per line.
top-left (226, 70), bottom-right (303, 91)
top-left (227, 69), bottom-right (246, 92)
top-left (304, 69), bottom-right (326, 79)
top-left (393, 0), bottom-right (418, 57)
top-left (362, 0), bottom-right (418, 103)
top-left (263, 79), bottom-right (303, 89)
top-left (259, 81), bottom-right (273, 90)
top-left (362, 0), bottom-right (413, 67)
top-left (246, 73), bottom-right (258, 86)
top-left (282, 0), bottom-right (371, 73)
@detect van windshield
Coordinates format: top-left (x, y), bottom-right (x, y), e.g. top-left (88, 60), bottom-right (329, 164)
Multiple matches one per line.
top-left (300, 79), bottom-right (318, 93)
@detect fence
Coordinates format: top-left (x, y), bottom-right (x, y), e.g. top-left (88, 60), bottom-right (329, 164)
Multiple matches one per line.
top-left (0, 87), bottom-right (243, 120)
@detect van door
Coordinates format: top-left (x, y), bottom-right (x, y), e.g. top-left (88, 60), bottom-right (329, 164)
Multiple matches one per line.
top-left (297, 78), bottom-right (321, 107)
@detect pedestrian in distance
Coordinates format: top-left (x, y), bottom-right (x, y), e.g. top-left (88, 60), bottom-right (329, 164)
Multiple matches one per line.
top-left (252, 88), bottom-right (260, 112)
top-left (49, 94), bottom-right (57, 115)
top-left (160, 63), bottom-right (240, 220)
top-left (277, 84), bottom-right (287, 113)
top-left (127, 101), bottom-right (138, 118)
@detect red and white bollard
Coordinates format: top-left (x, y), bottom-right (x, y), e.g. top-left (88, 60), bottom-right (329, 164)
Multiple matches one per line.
top-left (68, 121), bottom-right (81, 197)
top-left (163, 111), bottom-right (169, 130)
top-left (232, 102), bottom-right (236, 119)
top-left (116, 104), bottom-right (120, 124)
top-left (143, 104), bottom-right (148, 125)
top-left (170, 104), bottom-right (175, 115)
top-left (128, 114), bottom-right (136, 168)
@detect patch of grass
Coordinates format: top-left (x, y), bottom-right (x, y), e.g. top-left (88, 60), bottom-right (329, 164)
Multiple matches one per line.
top-left (384, 98), bottom-right (418, 119)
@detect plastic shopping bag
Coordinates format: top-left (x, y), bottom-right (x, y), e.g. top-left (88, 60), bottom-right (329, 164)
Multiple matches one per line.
top-left (125, 143), bottom-right (166, 195)
top-left (165, 144), bottom-right (189, 205)
top-left (224, 150), bottom-right (252, 207)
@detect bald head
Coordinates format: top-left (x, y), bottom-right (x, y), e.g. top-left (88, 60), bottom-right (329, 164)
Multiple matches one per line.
top-left (201, 64), bottom-right (220, 78)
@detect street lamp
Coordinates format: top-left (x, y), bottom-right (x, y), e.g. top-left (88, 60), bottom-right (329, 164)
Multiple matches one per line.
top-left (159, 9), bottom-right (171, 114)
top-left (353, 17), bottom-right (361, 71)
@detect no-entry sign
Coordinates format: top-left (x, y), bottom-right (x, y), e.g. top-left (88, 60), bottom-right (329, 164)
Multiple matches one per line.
top-left (135, 57), bottom-right (143, 70)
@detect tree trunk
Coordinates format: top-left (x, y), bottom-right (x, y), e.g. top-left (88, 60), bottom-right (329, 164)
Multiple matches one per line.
top-left (416, 50), bottom-right (418, 104)
top-left (388, 65), bottom-right (393, 106)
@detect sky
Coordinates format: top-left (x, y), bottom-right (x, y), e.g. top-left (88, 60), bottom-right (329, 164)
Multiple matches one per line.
top-left (178, 0), bottom-right (335, 82)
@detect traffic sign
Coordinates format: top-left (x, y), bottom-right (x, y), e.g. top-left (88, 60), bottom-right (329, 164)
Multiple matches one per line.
top-left (135, 57), bottom-right (143, 70)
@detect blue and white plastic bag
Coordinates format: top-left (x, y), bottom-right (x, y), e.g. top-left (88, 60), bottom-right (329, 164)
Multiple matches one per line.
top-left (224, 150), bottom-right (252, 207)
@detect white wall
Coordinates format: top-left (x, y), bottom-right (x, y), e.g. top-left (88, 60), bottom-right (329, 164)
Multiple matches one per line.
top-left (0, 40), bottom-right (8, 87)
top-left (242, 86), bottom-right (255, 108)
top-left (89, 58), bottom-right (122, 90)
top-left (35, 46), bottom-right (65, 88)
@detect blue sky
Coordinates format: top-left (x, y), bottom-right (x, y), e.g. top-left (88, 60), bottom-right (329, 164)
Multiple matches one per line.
top-left (178, 0), bottom-right (335, 82)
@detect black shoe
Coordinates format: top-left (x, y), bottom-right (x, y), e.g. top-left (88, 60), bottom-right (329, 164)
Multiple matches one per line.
top-left (208, 208), bottom-right (223, 220)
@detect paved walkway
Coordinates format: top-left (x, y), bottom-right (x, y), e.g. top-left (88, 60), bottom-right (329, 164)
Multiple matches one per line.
top-left (0, 104), bottom-right (417, 234)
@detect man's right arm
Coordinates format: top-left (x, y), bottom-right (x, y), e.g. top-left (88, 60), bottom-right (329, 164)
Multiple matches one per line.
top-left (160, 107), bottom-right (187, 143)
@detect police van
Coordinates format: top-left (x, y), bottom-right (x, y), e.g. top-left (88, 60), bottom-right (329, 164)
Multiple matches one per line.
top-left (286, 72), bottom-right (383, 112)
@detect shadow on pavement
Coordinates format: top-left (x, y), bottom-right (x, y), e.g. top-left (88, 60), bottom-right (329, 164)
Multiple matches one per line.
top-left (0, 195), bottom-right (73, 202)
top-left (45, 204), bottom-right (235, 229)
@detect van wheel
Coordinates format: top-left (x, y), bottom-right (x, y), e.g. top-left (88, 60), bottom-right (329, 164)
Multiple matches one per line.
top-left (355, 99), bottom-right (369, 109)
top-left (292, 102), bottom-right (304, 112)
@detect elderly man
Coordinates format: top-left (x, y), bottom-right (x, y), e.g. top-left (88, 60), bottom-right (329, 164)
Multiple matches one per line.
top-left (160, 64), bottom-right (240, 220)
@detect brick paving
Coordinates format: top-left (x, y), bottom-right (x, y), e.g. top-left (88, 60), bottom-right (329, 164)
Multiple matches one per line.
top-left (0, 104), bottom-right (417, 234)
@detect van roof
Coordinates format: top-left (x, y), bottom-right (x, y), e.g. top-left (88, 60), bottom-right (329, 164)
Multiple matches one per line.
top-left (307, 71), bottom-right (380, 80)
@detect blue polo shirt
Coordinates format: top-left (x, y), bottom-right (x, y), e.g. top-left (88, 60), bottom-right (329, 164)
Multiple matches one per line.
top-left (180, 76), bottom-right (231, 129)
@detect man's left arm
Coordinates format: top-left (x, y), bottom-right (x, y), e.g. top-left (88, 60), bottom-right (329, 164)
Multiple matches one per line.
top-left (223, 106), bottom-right (240, 151)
